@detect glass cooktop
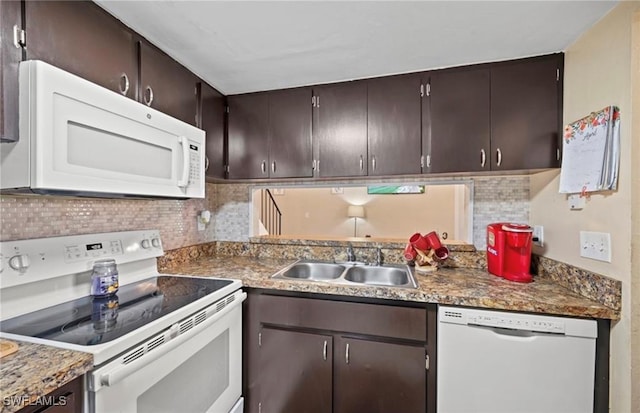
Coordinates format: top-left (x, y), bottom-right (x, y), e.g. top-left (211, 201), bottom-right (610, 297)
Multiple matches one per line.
top-left (0, 276), bottom-right (233, 346)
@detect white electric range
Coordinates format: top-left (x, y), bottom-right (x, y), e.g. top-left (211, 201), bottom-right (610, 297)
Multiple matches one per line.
top-left (0, 230), bottom-right (244, 413)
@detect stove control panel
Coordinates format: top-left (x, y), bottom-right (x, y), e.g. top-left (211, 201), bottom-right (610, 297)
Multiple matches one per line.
top-left (0, 230), bottom-right (164, 289)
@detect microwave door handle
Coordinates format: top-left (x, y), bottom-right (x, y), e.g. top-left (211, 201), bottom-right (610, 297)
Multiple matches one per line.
top-left (177, 136), bottom-right (190, 188)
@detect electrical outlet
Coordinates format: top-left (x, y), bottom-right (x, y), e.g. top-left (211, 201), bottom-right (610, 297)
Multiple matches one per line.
top-left (532, 226), bottom-right (544, 247)
top-left (579, 231), bottom-right (611, 262)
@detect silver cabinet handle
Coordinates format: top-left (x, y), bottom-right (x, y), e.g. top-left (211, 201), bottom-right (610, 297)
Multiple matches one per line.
top-left (323, 340), bottom-right (328, 361)
top-left (144, 86), bottom-right (154, 106)
top-left (372, 156), bottom-right (376, 171)
top-left (359, 155), bottom-right (364, 171)
top-left (496, 148), bottom-right (502, 167)
top-left (272, 161), bottom-right (276, 174)
top-left (119, 73), bottom-right (130, 96)
top-left (426, 155), bottom-right (431, 168)
top-left (204, 156), bottom-right (210, 172)
top-left (345, 343), bottom-right (350, 364)
top-left (261, 161), bottom-right (266, 174)
top-left (480, 149), bottom-right (486, 168)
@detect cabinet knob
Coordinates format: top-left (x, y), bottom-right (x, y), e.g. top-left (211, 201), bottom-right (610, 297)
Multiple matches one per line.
top-left (144, 86), bottom-right (154, 106)
top-left (119, 73), bottom-right (130, 96)
top-left (272, 161), bottom-right (276, 174)
top-left (480, 149), bottom-right (486, 168)
top-left (261, 161), bottom-right (267, 174)
top-left (496, 148), bottom-right (503, 167)
top-left (359, 155), bottom-right (363, 171)
top-left (372, 156), bottom-right (377, 171)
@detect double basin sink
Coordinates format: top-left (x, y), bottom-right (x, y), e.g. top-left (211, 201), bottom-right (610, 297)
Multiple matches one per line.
top-left (272, 260), bottom-right (418, 289)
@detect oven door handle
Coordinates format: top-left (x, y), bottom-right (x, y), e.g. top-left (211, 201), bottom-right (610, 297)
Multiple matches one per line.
top-left (94, 291), bottom-right (246, 391)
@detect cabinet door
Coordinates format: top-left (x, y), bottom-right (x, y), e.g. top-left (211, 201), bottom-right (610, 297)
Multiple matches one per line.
top-left (257, 327), bottom-right (332, 413)
top-left (25, 0), bottom-right (137, 99)
top-left (0, 0), bottom-right (21, 142)
top-left (227, 93), bottom-right (269, 179)
top-left (199, 82), bottom-right (226, 179)
top-left (313, 82), bottom-right (368, 177)
top-left (139, 41), bottom-right (198, 126)
top-left (334, 337), bottom-right (426, 413)
top-left (427, 67), bottom-right (490, 173)
top-left (491, 54), bottom-right (562, 170)
top-left (367, 74), bottom-right (422, 176)
top-left (17, 375), bottom-right (83, 413)
top-left (268, 88), bottom-right (313, 178)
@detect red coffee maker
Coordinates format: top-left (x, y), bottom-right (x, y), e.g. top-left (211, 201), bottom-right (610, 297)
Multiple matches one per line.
top-left (486, 223), bottom-right (534, 283)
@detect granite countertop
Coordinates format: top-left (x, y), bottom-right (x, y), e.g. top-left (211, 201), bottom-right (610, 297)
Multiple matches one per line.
top-left (0, 341), bottom-right (92, 413)
top-left (166, 255), bottom-right (619, 320)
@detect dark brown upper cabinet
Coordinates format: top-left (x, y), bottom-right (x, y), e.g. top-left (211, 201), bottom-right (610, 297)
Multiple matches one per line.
top-left (227, 92), bottom-right (269, 179)
top-left (257, 327), bottom-right (332, 413)
top-left (268, 87), bottom-right (313, 178)
top-left (24, 0), bottom-right (137, 100)
top-left (367, 74), bottom-right (422, 176)
top-left (312, 81), bottom-right (368, 177)
top-left (139, 41), bottom-right (198, 126)
top-left (227, 88), bottom-right (312, 179)
top-left (198, 82), bottom-right (226, 180)
top-left (490, 54), bottom-right (563, 170)
top-left (425, 67), bottom-right (491, 173)
top-left (0, 0), bottom-right (22, 142)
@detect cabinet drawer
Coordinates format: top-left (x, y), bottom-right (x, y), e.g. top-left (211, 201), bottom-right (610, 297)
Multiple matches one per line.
top-left (257, 294), bottom-right (426, 342)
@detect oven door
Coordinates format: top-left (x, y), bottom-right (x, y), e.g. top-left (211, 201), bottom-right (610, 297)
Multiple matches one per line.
top-left (88, 290), bottom-right (245, 413)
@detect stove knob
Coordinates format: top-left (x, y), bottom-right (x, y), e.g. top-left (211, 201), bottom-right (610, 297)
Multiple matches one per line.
top-left (151, 238), bottom-right (161, 248)
top-left (9, 254), bottom-right (31, 273)
top-left (141, 239), bottom-right (151, 249)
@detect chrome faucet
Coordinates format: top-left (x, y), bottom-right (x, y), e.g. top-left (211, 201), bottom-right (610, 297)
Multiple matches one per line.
top-left (346, 244), bottom-right (356, 262)
top-left (374, 248), bottom-right (383, 266)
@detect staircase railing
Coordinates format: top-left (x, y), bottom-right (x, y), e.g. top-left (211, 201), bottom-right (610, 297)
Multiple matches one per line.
top-left (261, 189), bottom-right (282, 236)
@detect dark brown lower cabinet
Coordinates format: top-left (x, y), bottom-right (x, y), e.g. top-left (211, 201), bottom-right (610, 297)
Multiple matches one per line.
top-left (334, 337), bottom-right (426, 413)
top-left (245, 291), bottom-right (434, 413)
top-left (17, 375), bottom-right (83, 413)
top-left (258, 328), bottom-right (333, 413)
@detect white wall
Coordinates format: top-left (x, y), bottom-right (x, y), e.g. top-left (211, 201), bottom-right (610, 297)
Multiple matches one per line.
top-left (530, 3), bottom-right (639, 410)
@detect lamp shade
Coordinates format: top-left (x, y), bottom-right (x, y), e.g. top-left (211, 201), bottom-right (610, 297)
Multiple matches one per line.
top-left (347, 205), bottom-right (365, 218)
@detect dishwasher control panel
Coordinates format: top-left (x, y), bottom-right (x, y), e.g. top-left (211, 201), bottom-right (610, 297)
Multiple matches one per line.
top-left (440, 308), bottom-right (566, 334)
top-left (466, 313), bottom-right (565, 334)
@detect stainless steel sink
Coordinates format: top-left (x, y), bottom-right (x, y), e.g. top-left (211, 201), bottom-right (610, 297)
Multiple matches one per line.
top-left (277, 261), bottom-right (345, 281)
top-left (343, 265), bottom-right (417, 288)
top-left (272, 260), bottom-right (417, 289)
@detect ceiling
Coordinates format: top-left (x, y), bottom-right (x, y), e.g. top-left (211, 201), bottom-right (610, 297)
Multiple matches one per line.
top-left (96, 1), bottom-right (618, 95)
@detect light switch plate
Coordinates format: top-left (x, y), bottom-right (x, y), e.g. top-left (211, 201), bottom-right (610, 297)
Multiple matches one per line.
top-left (579, 231), bottom-right (611, 262)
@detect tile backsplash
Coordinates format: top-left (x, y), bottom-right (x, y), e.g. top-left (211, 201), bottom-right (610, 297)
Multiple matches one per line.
top-left (0, 184), bottom-right (218, 250)
top-left (0, 176), bottom-right (529, 250)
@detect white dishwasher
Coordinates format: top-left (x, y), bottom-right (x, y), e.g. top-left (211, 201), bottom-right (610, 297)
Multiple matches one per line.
top-left (437, 306), bottom-right (597, 413)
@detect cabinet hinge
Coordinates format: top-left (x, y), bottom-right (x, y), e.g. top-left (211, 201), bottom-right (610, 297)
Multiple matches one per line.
top-left (420, 84), bottom-right (424, 97)
top-left (13, 25), bottom-right (26, 49)
top-left (425, 354), bottom-right (430, 370)
top-left (258, 332), bottom-right (262, 347)
top-left (556, 69), bottom-right (560, 82)
top-left (426, 83), bottom-right (431, 97)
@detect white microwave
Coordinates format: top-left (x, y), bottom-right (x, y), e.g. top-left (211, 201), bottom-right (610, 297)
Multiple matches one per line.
top-left (0, 60), bottom-right (205, 199)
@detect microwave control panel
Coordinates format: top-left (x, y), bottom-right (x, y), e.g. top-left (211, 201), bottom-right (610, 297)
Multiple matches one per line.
top-left (188, 143), bottom-right (202, 185)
